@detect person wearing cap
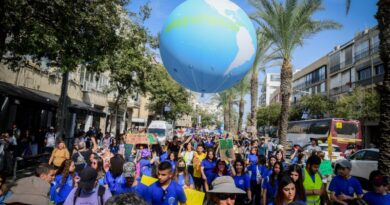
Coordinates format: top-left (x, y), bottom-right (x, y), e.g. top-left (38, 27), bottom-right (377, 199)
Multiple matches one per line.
top-left (116, 162), bottom-right (148, 198)
top-left (328, 159), bottom-right (363, 205)
top-left (363, 174), bottom-right (390, 205)
top-left (207, 176), bottom-right (246, 205)
top-left (64, 167), bottom-right (111, 205)
top-left (145, 161), bottom-right (186, 205)
top-left (303, 155), bottom-right (325, 205)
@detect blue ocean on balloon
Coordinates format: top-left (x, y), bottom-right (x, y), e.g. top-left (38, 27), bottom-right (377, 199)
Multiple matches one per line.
top-left (160, 0), bottom-right (257, 93)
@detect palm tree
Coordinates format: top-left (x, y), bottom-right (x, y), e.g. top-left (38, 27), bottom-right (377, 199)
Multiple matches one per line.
top-left (251, 0), bottom-right (341, 147)
top-left (247, 29), bottom-right (277, 137)
top-left (346, 0), bottom-right (390, 177)
top-left (213, 89), bottom-right (238, 133)
top-left (234, 75), bottom-right (250, 133)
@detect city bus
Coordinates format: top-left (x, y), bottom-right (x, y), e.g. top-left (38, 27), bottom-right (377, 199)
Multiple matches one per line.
top-left (287, 118), bottom-right (363, 153)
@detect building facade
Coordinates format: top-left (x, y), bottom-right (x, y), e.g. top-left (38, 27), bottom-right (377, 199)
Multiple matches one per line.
top-left (260, 73), bottom-right (281, 106)
top-left (292, 56), bottom-right (328, 103)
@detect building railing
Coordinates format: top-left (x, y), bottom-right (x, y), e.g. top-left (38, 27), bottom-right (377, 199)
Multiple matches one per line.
top-left (355, 74), bottom-right (384, 86)
top-left (330, 63), bottom-right (341, 73)
top-left (355, 47), bottom-right (370, 62)
top-left (372, 42), bottom-right (380, 54)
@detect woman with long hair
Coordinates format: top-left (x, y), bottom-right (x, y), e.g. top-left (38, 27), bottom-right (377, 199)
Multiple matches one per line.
top-left (275, 175), bottom-right (305, 205)
top-left (173, 159), bottom-right (194, 189)
top-left (287, 164), bottom-right (306, 202)
top-left (51, 159), bottom-right (77, 204)
top-left (210, 159), bottom-right (229, 182)
top-left (48, 140), bottom-right (70, 168)
top-left (262, 161), bottom-right (283, 205)
top-left (266, 155), bottom-right (277, 176)
top-left (166, 151), bottom-right (177, 172)
top-left (179, 140), bottom-right (194, 175)
top-left (105, 154), bottom-right (125, 195)
top-left (275, 150), bottom-right (287, 170)
top-left (201, 148), bottom-right (217, 191)
top-left (90, 153), bottom-right (106, 186)
top-left (248, 155), bottom-right (267, 205)
top-left (232, 159), bottom-right (252, 205)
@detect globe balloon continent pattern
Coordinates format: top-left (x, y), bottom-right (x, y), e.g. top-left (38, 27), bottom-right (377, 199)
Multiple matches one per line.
top-left (159, 0), bottom-right (257, 93)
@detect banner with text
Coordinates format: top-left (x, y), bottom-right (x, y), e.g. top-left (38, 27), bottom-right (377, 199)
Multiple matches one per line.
top-left (125, 133), bottom-right (157, 144)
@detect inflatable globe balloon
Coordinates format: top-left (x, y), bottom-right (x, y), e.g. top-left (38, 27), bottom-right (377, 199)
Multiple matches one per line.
top-left (159, 0), bottom-right (257, 93)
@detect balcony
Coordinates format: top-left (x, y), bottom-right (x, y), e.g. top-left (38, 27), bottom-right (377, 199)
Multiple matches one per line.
top-left (330, 63), bottom-right (341, 73)
top-left (329, 83), bottom-right (354, 96)
top-left (355, 74), bottom-right (384, 86)
top-left (355, 47), bottom-right (370, 62)
top-left (372, 42), bottom-right (380, 54)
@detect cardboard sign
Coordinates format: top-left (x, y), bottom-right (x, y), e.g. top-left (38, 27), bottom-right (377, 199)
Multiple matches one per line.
top-left (140, 175), bottom-right (158, 186)
top-left (219, 138), bottom-right (235, 161)
top-left (125, 133), bottom-right (157, 144)
top-left (184, 189), bottom-right (205, 205)
top-left (319, 160), bottom-right (333, 175)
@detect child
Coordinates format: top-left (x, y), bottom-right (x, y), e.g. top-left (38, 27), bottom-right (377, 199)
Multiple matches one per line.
top-left (329, 159), bottom-right (363, 205)
top-left (363, 174), bottom-right (390, 205)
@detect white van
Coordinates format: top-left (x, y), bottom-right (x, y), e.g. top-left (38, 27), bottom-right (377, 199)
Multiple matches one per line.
top-left (147, 120), bottom-right (173, 144)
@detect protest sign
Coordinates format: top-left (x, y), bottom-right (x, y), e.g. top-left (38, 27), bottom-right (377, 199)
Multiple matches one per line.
top-left (319, 160), bottom-right (333, 175)
top-left (184, 189), bottom-right (205, 205)
top-left (125, 133), bottom-right (157, 144)
top-left (140, 175), bottom-right (158, 186)
top-left (219, 138), bottom-right (235, 161)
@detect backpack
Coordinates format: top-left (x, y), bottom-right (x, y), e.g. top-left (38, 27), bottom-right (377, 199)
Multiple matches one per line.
top-left (73, 185), bottom-right (105, 205)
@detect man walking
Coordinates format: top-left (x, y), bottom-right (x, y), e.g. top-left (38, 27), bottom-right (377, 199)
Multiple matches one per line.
top-left (303, 155), bottom-right (325, 205)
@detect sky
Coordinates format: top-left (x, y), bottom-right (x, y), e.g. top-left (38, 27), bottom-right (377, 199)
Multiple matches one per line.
top-left (127, 0), bottom-right (378, 121)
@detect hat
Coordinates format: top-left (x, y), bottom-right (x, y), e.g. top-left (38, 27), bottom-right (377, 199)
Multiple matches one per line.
top-left (123, 162), bottom-right (136, 178)
top-left (208, 176), bottom-right (246, 194)
top-left (4, 176), bottom-right (51, 205)
top-left (78, 167), bottom-right (97, 190)
top-left (277, 144), bottom-right (284, 150)
top-left (141, 149), bottom-right (151, 158)
top-left (337, 159), bottom-right (352, 169)
top-left (373, 175), bottom-right (389, 186)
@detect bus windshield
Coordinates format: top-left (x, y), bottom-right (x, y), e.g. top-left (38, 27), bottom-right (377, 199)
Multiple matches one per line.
top-left (148, 128), bottom-right (165, 137)
top-left (334, 123), bottom-right (359, 138)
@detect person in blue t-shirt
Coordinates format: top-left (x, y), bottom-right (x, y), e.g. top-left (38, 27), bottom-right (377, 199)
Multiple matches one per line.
top-left (265, 156), bottom-right (277, 177)
top-left (201, 149), bottom-right (217, 191)
top-left (208, 159), bottom-right (230, 190)
top-left (363, 174), bottom-right (390, 205)
top-left (165, 152), bottom-right (177, 173)
top-left (160, 145), bottom-right (169, 162)
top-left (329, 159), bottom-right (363, 205)
top-left (173, 159), bottom-right (194, 189)
top-left (51, 159), bottom-right (78, 204)
top-left (116, 162), bottom-right (148, 198)
top-left (204, 136), bottom-right (215, 149)
top-left (247, 147), bottom-right (259, 166)
top-left (275, 175), bottom-right (307, 205)
top-left (105, 154), bottom-right (126, 195)
top-left (232, 159), bottom-right (252, 205)
top-left (262, 161), bottom-right (283, 205)
top-left (248, 155), bottom-right (267, 205)
top-left (145, 161), bottom-right (186, 205)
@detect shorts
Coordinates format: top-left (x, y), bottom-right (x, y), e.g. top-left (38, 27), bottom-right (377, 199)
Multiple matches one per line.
top-left (193, 176), bottom-right (204, 188)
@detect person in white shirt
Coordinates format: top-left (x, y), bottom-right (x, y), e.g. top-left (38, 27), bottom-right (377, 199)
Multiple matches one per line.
top-left (45, 127), bottom-right (56, 153)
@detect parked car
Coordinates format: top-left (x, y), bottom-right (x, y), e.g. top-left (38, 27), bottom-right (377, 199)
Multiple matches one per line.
top-left (347, 148), bottom-right (379, 190)
top-left (301, 143), bottom-right (344, 161)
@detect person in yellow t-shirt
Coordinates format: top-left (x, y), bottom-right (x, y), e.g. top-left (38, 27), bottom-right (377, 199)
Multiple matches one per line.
top-left (192, 144), bottom-right (206, 191)
top-left (49, 141), bottom-right (70, 168)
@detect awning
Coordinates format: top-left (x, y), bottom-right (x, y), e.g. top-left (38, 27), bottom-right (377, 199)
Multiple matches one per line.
top-left (0, 81), bottom-right (57, 107)
top-left (26, 87), bottom-right (106, 117)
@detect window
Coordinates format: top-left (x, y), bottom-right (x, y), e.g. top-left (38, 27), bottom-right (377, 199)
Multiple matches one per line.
top-left (270, 75), bottom-right (280, 82)
top-left (319, 66), bottom-right (326, 81)
top-left (375, 64), bottom-right (384, 75)
top-left (350, 151), bottom-right (365, 160)
top-left (320, 82), bottom-right (326, 93)
top-left (344, 46), bottom-right (353, 65)
top-left (355, 40), bottom-right (369, 61)
top-left (372, 35), bottom-right (380, 53)
top-left (364, 151), bottom-right (379, 161)
top-left (358, 67), bottom-right (371, 81)
top-left (330, 52), bottom-right (340, 73)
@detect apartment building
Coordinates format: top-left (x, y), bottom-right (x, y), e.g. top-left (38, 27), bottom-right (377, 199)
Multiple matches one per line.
top-left (260, 73), bottom-right (281, 106)
top-left (292, 55), bottom-right (328, 103)
top-left (0, 62), bottom-right (149, 140)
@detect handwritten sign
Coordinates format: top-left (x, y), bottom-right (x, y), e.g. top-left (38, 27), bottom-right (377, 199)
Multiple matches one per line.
top-left (319, 160), bottom-right (333, 175)
top-left (219, 138), bottom-right (235, 161)
top-left (140, 175), bottom-right (158, 186)
top-left (125, 133), bottom-right (157, 144)
top-left (184, 189), bottom-right (205, 205)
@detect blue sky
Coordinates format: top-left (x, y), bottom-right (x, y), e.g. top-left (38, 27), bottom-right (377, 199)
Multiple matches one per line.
top-left (127, 0), bottom-right (378, 119)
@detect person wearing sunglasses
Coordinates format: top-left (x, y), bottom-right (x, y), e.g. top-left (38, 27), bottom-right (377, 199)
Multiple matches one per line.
top-left (145, 161), bottom-right (187, 205)
top-left (207, 176), bottom-right (246, 205)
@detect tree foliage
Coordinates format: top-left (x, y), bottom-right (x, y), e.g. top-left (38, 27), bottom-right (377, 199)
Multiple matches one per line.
top-left (334, 87), bottom-right (380, 121)
top-left (257, 103), bottom-right (281, 127)
top-left (289, 94), bottom-right (334, 121)
top-left (146, 64), bottom-right (192, 121)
